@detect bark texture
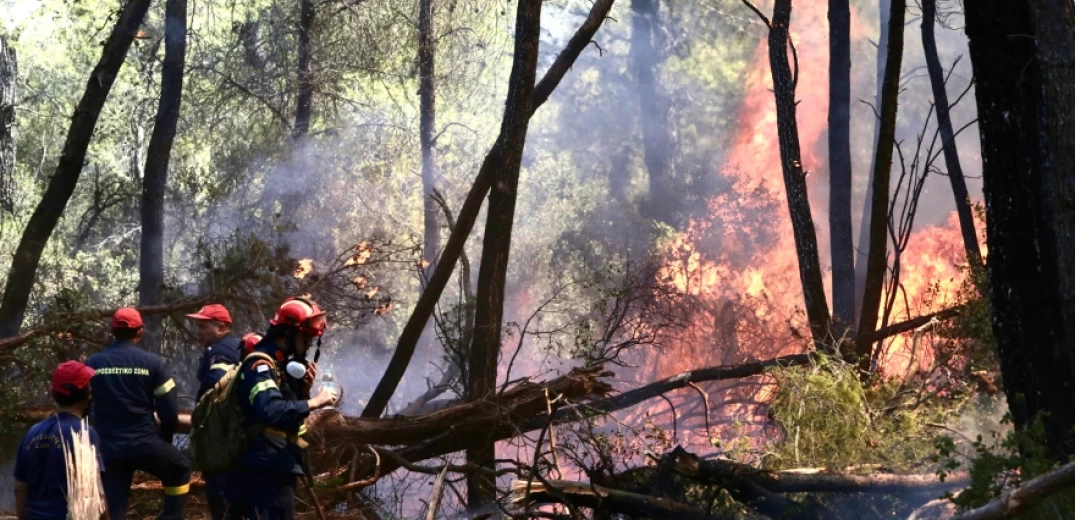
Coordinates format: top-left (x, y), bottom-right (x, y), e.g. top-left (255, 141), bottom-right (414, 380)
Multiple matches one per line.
top-left (419, 0), bottom-right (439, 273)
top-left (0, 37), bottom-right (14, 214)
top-left (951, 461), bottom-right (1075, 520)
top-left (921, 0), bottom-right (982, 270)
top-left (828, 0), bottom-right (855, 334)
top-left (630, 0), bottom-right (677, 225)
top-left (856, 0), bottom-right (905, 366)
top-left (361, 0), bottom-right (617, 420)
top-left (0, 0), bottom-right (152, 338)
top-left (292, 0), bottom-right (314, 140)
top-left (139, 0), bottom-right (188, 352)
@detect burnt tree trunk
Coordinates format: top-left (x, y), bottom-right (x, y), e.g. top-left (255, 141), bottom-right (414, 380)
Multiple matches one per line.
top-left (630, 0), bottom-right (677, 225)
top-left (764, 0), bottom-right (833, 349)
top-left (965, 0), bottom-right (1075, 460)
top-left (465, 0), bottom-right (543, 506)
top-left (0, 0), bottom-right (151, 338)
top-left (0, 38), bottom-right (14, 214)
top-left (1027, 0), bottom-right (1075, 391)
top-left (293, 0), bottom-right (314, 141)
top-left (854, 0), bottom-right (890, 322)
top-left (419, 0), bottom-right (439, 275)
top-left (921, 0), bottom-right (982, 271)
top-left (856, 0), bottom-right (905, 367)
top-left (361, 0), bottom-right (616, 420)
top-left (828, 0), bottom-right (855, 335)
top-left (139, 0), bottom-right (188, 352)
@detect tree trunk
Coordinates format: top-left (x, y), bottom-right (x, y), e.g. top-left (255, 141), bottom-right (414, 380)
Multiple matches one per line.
top-left (139, 0), bottom-right (188, 352)
top-left (293, 0), bottom-right (314, 141)
top-left (921, 0), bottom-right (982, 271)
top-left (856, 0), bottom-right (905, 367)
top-left (0, 0), bottom-right (152, 338)
top-left (1027, 0), bottom-right (1075, 397)
top-left (419, 0), bottom-right (439, 275)
top-left (360, 0), bottom-right (616, 420)
top-left (0, 37), bottom-right (15, 214)
top-left (828, 0), bottom-right (855, 335)
top-left (765, 0), bottom-right (833, 349)
top-left (465, 0), bottom-right (543, 507)
top-left (854, 0), bottom-right (890, 323)
top-left (964, 0), bottom-right (1075, 460)
top-left (630, 0), bottom-right (676, 225)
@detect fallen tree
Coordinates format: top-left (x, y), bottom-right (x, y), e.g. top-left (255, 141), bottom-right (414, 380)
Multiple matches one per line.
top-left (950, 460), bottom-right (1075, 520)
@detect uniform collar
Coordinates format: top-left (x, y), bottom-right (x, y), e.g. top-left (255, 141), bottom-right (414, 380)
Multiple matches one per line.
top-left (209, 333), bottom-right (237, 349)
top-left (108, 339), bottom-right (138, 349)
top-left (254, 341), bottom-right (288, 363)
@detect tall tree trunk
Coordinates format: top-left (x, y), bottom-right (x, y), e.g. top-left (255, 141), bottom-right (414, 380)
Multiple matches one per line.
top-left (965, 0), bottom-right (1075, 460)
top-left (764, 0), bottom-right (833, 350)
top-left (630, 0), bottom-right (676, 225)
top-left (1027, 0), bottom-right (1075, 397)
top-left (419, 0), bottom-right (439, 275)
top-left (828, 0), bottom-right (855, 335)
top-left (361, 0), bottom-right (616, 420)
top-left (921, 0), bottom-right (982, 271)
top-left (465, 0), bottom-right (543, 507)
top-left (856, 0), bottom-right (905, 367)
top-left (0, 0), bottom-right (152, 338)
top-left (293, 0), bottom-right (314, 141)
top-left (0, 38), bottom-right (15, 214)
top-left (139, 0), bottom-right (188, 353)
top-left (854, 0), bottom-right (890, 323)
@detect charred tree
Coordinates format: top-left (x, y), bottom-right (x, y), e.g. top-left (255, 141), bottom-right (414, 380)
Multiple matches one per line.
top-left (630, 0), bottom-right (677, 225)
top-left (419, 0), bottom-right (439, 275)
top-left (293, 0), bottom-right (314, 141)
top-left (0, 37), bottom-right (14, 214)
top-left (855, 0), bottom-right (890, 321)
top-left (964, 0), bottom-right (1075, 460)
top-left (1027, 0), bottom-right (1075, 381)
top-left (361, 0), bottom-right (616, 420)
top-left (750, 0), bottom-right (833, 349)
top-left (139, 0), bottom-right (188, 352)
top-left (0, 0), bottom-right (152, 338)
top-left (466, 0), bottom-right (543, 506)
top-left (828, 0), bottom-right (855, 335)
top-left (921, 0), bottom-right (982, 271)
top-left (856, 0), bottom-right (905, 367)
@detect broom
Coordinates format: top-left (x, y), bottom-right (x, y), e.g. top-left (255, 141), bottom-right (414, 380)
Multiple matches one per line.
top-left (61, 418), bottom-right (106, 520)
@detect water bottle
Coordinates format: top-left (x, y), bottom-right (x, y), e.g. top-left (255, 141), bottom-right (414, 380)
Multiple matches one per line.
top-left (321, 370), bottom-right (338, 408)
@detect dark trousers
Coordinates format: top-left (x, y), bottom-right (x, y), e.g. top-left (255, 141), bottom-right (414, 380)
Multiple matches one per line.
top-left (227, 468), bottom-right (296, 520)
top-left (102, 440), bottom-right (191, 520)
top-left (205, 472), bottom-right (237, 520)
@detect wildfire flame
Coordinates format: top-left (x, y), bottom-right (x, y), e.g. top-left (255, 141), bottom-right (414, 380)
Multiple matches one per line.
top-left (293, 259), bottom-right (313, 279)
top-left (352, 276), bottom-right (369, 289)
top-left (374, 299), bottom-right (394, 316)
top-left (365, 287), bottom-right (380, 300)
top-left (346, 241), bottom-right (373, 267)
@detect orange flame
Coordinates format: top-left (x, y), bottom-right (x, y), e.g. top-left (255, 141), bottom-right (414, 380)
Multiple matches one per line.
top-left (346, 241), bottom-right (372, 267)
top-left (293, 259), bottom-right (313, 279)
top-left (365, 287), bottom-right (380, 300)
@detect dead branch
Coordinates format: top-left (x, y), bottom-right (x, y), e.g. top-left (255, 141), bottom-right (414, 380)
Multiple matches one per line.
top-left (950, 460), bottom-right (1075, 520)
top-left (510, 479), bottom-right (711, 520)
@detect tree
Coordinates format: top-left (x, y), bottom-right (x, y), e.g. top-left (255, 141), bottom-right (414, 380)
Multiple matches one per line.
top-left (418, 0), bottom-right (439, 275)
top-left (140, 0), bottom-right (189, 350)
top-left (0, 0), bottom-right (152, 338)
top-left (0, 37), bottom-right (14, 214)
top-left (630, 0), bottom-right (677, 226)
top-left (828, 0), bottom-right (855, 334)
top-left (292, 0), bottom-right (314, 141)
top-left (964, 0), bottom-right (1075, 460)
top-left (921, 0), bottom-right (981, 271)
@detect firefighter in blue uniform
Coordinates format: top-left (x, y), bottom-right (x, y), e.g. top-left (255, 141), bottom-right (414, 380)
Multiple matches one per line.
top-left (13, 361), bottom-right (103, 520)
top-left (87, 308), bottom-right (190, 520)
top-left (186, 303), bottom-right (242, 520)
top-left (228, 297), bottom-right (338, 520)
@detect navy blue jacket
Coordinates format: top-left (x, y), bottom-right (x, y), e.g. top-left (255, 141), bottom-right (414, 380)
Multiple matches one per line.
top-left (236, 340), bottom-right (310, 475)
top-left (86, 340), bottom-right (179, 459)
top-left (196, 334), bottom-right (241, 402)
top-left (14, 413), bottom-right (103, 520)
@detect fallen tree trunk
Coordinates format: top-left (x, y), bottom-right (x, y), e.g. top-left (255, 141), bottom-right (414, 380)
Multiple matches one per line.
top-left (510, 479), bottom-right (712, 520)
top-left (950, 460), bottom-right (1075, 520)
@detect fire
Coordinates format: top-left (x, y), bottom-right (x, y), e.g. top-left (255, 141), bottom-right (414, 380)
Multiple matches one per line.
top-left (365, 287), bottom-right (380, 300)
top-left (374, 299), bottom-right (394, 316)
top-left (293, 259), bottom-right (313, 279)
top-left (346, 241), bottom-right (372, 266)
top-left (352, 276), bottom-right (369, 289)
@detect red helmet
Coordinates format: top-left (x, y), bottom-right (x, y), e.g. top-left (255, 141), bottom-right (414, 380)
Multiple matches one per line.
top-left (240, 332), bottom-right (263, 356)
top-left (269, 297), bottom-right (327, 337)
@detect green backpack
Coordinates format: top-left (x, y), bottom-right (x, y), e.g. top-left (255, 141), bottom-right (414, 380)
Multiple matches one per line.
top-left (189, 351), bottom-right (275, 475)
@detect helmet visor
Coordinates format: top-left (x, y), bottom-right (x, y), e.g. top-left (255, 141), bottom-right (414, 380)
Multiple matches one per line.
top-left (304, 314), bottom-right (327, 337)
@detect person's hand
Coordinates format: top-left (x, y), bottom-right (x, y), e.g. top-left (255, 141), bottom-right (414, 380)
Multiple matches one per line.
top-left (308, 386), bottom-right (339, 410)
top-left (302, 361), bottom-right (318, 392)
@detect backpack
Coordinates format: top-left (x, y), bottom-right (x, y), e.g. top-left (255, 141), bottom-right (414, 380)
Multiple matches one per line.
top-left (188, 351), bottom-right (275, 474)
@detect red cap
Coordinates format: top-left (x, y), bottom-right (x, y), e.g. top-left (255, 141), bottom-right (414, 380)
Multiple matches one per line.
top-left (111, 307), bottom-right (144, 329)
top-left (186, 304), bottom-right (232, 324)
top-left (52, 361), bottom-right (95, 396)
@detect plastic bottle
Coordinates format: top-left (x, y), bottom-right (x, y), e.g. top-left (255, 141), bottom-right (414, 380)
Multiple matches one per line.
top-left (321, 370), bottom-right (337, 408)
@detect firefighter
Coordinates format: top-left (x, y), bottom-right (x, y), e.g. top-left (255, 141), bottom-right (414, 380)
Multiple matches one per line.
top-left (240, 332), bottom-right (263, 357)
top-left (87, 308), bottom-right (190, 520)
top-left (13, 361), bottom-right (103, 520)
top-left (186, 304), bottom-right (242, 520)
top-left (228, 297), bottom-right (338, 520)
